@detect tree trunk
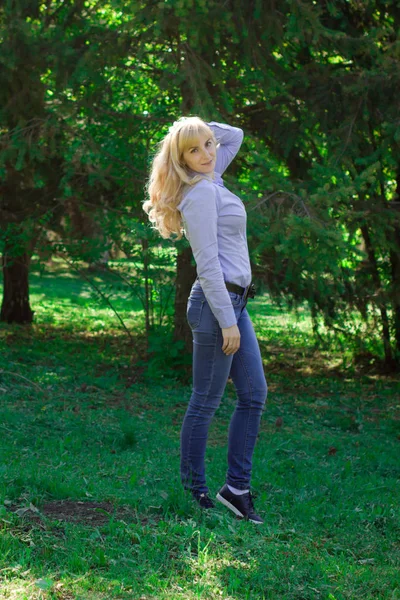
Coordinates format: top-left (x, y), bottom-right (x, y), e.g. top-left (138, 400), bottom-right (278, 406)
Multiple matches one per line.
top-left (174, 245), bottom-right (196, 354)
top-left (66, 198), bottom-right (109, 269)
top-left (390, 238), bottom-right (400, 359)
top-left (360, 225), bottom-right (393, 366)
top-left (142, 237), bottom-right (150, 355)
top-left (174, 55), bottom-right (198, 353)
top-left (0, 251), bottom-right (34, 324)
top-left (389, 175), bottom-right (400, 359)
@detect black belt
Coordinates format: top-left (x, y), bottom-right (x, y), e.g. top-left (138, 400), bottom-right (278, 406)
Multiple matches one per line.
top-left (225, 281), bottom-right (256, 301)
top-left (196, 277), bottom-right (256, 301)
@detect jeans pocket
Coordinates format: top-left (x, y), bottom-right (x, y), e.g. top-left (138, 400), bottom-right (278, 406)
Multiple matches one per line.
top-left (228, 291), bottom-right (242, 307)
top-left (187, 297), bottom-right (205, 329)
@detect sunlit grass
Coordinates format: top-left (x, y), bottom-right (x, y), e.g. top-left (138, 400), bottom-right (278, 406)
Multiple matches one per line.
top-left (0, 259), bottom-right (399, 598)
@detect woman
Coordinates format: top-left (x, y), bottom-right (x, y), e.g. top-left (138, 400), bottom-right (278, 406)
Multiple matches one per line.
top-left (143, 117), bottom-right (268, 524)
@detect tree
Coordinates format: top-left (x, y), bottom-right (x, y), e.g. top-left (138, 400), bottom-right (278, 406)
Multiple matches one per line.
top-left (216, 0), bottom-right (400, 367)
top-left (0, 0), bottom-right (145, 322)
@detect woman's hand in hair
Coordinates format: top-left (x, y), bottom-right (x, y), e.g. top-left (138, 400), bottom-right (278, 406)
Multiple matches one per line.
top-left (221, 324), bottom-right (240, 356)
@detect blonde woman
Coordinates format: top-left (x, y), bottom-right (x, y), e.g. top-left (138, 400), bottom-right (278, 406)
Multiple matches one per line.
top-left (143, 117), bottom-right (268, 523)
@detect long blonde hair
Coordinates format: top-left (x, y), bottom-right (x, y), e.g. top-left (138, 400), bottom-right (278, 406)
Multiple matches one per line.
top-left (142, 116), bottom-right (217, 241)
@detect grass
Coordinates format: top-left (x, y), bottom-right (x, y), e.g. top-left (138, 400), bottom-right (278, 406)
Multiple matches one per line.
top-left (0, 259), bottom-right (399, 599)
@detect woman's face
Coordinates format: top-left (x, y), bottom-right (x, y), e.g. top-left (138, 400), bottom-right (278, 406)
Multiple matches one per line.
top-left (181, 132), bottom-right (216, 174)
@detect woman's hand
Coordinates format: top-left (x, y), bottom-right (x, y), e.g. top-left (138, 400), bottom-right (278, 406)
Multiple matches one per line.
top-left (221, 324), bottom-right (240, 356)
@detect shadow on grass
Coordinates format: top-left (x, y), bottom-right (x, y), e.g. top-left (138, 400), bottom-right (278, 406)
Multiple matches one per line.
top-left (1, 258), bottom-right (399, 390)
top-left (1, 320), bottom-right (399, 397)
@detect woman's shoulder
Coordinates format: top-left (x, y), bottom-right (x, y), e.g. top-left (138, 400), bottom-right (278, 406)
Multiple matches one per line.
top-left (186, 176), bottom-right (215, 193)
top-left (177, 177), bottom-right (216, 211)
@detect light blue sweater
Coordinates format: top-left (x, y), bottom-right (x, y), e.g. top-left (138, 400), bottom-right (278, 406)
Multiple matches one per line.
top-left (177, 121), bottom-right (252, 329)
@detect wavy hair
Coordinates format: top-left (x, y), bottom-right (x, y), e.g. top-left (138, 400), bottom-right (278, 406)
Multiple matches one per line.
top-left (142, 116), bottom-right (217, 240)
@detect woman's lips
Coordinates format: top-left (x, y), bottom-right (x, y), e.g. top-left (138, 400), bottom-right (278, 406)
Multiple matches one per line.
top-left (202, 160), bottom-right (213, 165)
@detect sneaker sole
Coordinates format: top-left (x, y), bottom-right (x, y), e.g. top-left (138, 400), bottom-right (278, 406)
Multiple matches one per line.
top-left (216, 493), bottom-right (263, 524)
top-left (216, 493), bottom-right (244, 517)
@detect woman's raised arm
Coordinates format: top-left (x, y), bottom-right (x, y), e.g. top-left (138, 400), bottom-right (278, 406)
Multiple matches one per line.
top-left (207, 121), bottom-right (244, 176)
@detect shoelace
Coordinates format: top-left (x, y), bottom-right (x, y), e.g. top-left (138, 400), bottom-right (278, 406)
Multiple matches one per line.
top-left (243, 491), bottom-right (255, 513)
top-left (249, 492), bottom-right (255, 507)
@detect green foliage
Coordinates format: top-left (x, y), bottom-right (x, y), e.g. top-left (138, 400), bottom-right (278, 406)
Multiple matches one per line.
top-left (224, 1), bottom-right (400, 366)
top-left (1, 0), bottom-right (400, 366)
top-left (138, 326), bottom-right (191, 383)
top-left (119, 223), bottom-right (178, 330)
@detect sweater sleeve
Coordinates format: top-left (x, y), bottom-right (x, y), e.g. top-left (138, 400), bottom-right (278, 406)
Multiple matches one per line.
top-left (178, 180), bottom-right (237, 329)
top-left (207, 121), bottom-right (244, 176)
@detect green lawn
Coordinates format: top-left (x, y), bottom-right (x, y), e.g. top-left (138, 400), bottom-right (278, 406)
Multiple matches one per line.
top-left (0, 261), bottom-right (399, 599)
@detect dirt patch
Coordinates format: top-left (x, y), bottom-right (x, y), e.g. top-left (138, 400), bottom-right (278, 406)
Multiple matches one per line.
top-left (9, 500), bottom-right (139, 526)
top-left (42, 501), bottom-right (128, 525)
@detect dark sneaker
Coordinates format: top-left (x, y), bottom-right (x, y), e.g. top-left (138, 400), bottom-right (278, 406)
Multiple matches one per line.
top-left (192, 491), bottom-right (215, 509)
top-left (216, 484), bottom-right (263, 524)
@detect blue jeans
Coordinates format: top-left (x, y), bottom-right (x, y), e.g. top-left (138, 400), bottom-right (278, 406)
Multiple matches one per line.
top-left (180, 280), bottom-right (268, 494)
